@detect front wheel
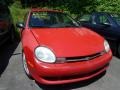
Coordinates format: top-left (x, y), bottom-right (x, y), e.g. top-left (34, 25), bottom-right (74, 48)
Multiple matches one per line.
top-left (22, 52), bottom-right (32, 79)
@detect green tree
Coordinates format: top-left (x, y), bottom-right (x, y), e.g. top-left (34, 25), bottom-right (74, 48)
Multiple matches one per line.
top-left (96, 0), bottom-right (120, 13)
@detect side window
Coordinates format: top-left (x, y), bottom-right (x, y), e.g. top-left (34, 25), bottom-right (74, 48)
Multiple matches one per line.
top-left (98, 15), bottom-right (110, 24)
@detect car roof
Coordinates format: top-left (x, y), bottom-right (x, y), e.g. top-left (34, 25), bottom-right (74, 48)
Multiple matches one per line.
top-left (92, 12), bottom-right (109, 15)
top-left (31, 8), bottom-right (63, 13)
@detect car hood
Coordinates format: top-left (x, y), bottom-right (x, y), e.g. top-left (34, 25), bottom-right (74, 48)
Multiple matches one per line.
top-left (31, 27), bottom-right (104, 57)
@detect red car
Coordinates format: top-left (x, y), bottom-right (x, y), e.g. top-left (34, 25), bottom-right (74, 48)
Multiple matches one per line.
top-left (17, 8), bottom-right (112, 85)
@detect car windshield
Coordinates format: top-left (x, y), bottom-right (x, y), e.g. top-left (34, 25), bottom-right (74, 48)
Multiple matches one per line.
top-left (29, 11), bottom-right (79, 28)
top-left (111, 14), bottom-right (120, 25)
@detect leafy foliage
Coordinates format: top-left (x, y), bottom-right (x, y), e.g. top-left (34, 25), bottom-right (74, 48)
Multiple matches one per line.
top-left (96, 0), bottom-right (120, 13)
top-left (6, 0), bottom-right (120, 14)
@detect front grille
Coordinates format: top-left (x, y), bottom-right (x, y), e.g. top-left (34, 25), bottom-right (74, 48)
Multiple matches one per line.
top-left (57, 50), bottom-right (106, 63)
top-left (66, 51), bottom-right (106, 62)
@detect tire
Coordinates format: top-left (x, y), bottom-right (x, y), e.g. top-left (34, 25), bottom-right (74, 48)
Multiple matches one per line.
top-left (22, 52), bottom-right (33, 79)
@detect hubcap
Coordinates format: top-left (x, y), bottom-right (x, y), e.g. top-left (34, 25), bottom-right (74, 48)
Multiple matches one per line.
top-left (22, 53), bottom-right (30, 75)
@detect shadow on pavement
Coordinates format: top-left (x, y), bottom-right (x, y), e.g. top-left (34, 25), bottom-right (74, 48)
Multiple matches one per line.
top-left (0, 40), bottom-right (20, 76)
top-left (37, 71), bottom-right (106, 90)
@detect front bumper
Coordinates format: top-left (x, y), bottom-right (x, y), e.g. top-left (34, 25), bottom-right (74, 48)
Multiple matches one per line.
top-left (29, 50), bottom-right (112, 85)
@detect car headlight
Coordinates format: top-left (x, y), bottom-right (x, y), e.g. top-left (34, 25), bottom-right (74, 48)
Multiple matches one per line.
top-left (104, 40), bottom-right (110, 52)
top-left (35, 47), bottom-right (56, 63)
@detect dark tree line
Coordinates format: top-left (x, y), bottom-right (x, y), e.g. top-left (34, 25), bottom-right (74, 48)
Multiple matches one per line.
top-left (4, 0), bottom-right (120, 15)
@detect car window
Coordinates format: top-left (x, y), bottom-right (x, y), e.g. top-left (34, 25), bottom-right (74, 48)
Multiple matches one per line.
top-left (111, 14), bottom-right (120, 26)
top-left (98, 15), bottom-right (110, 24)
top-left (79, 14), bottom-right (91, 22)
top-left (29, 11), bottom-right (79, 28)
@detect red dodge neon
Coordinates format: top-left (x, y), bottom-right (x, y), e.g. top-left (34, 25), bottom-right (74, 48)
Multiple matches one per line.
top-left (17, 9), bottom-right (112, 85)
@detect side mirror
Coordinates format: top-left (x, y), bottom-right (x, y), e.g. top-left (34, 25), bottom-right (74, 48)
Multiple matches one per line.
top-left (16, 22), bottom-right (24, 29)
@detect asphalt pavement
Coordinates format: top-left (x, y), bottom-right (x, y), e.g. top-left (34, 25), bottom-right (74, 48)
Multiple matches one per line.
top-left (0, 41), bottom-right (120, 90)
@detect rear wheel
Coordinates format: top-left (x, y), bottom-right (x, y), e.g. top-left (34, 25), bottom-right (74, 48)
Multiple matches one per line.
top-left (22, 52), bottom-right (33, 79)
